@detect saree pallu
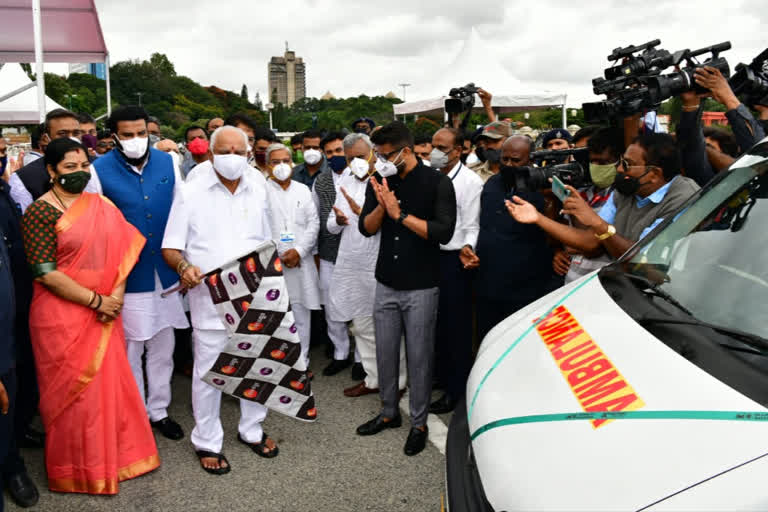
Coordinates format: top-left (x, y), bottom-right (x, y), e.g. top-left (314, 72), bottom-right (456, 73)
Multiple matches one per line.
top-left (28, 193), bottom-right (160, 494)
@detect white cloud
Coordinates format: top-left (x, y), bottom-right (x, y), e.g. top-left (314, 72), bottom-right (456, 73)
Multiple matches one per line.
top-left (82, 0), bottom-right (766, 108)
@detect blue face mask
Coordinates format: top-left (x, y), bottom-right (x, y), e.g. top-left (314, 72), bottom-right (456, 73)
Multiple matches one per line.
top-left (329, 155), bottom-right (347, 173)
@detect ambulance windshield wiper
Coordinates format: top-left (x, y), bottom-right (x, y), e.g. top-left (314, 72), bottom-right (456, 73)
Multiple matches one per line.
top-left (618, 272), bottom-right (693, 316)
top-left (620, 271), bottom-right (768, 354)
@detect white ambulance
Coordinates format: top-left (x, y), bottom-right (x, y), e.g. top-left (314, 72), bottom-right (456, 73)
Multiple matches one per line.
top-left (446, 139), bottom-right (768, 511)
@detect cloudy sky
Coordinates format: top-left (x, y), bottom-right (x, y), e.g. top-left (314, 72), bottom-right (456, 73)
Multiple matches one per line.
top-left (76, 0), bottom-right (768, 107)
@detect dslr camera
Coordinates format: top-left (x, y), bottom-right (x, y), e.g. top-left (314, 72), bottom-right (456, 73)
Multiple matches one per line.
top-left (445, 83), bottom-right (480, 114)
top-left (583, 40), bottom-right (731, 123)
top-left (730, 48), bottom-right (768, 108)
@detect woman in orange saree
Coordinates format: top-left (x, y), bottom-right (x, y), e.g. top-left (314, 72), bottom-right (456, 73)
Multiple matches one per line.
top-left (20, 139), bottom-right (160, 494)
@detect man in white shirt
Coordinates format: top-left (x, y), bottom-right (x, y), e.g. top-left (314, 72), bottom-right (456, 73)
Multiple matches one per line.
top-left (312, 133), bottom-right (354, 377)
top-left (326, 133), bottom-right (407, 397)
top-left (429, 128), bottom-right (483, 414)
top-left (162, 126), bottom-right (278, 475)
top-left (264, 143), bottom-right (321, 368)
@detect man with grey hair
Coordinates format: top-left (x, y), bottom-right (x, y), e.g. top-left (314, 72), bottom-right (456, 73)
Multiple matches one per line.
top-left (327, 133), bottom-right (407, 397)
top-left (162, 125), bottom-right (278, 474)
top-left (313, 131), bottom-right (353, 377)
top-left (264, 143), bottom-right (321, 369)
top-left (185, 126), bottom-right (266, 186)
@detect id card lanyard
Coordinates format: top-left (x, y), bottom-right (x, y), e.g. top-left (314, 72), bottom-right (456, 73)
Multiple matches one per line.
top-left (275, 188), bottom-right (299, 243)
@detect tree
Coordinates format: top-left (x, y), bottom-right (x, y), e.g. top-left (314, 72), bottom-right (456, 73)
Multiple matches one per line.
top-left (254, 92), bottom-right (263, 111)
top-left (241, 84), bottom-right (249, 101)
top-left (149, 53), bottom-right (176, 77)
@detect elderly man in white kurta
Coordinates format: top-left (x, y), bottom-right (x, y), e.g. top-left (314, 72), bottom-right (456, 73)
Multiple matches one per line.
top-left (326, 133), bottom-right (407, 397)
top-left (264, 143), bottom-right (321, 368)
top-left (162, 126), bottom-right (279, 475)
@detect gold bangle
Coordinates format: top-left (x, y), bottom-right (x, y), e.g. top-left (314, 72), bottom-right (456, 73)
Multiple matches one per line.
top-left (681, 104), bottom-right (700, 112)
top-left (176, 259), bottom-right (190, 276)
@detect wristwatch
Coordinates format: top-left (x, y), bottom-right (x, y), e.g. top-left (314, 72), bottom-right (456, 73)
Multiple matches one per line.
top-left (397, 211), bottom-right (408, 225)
top-left (594, 224), bottom-right (616, 240)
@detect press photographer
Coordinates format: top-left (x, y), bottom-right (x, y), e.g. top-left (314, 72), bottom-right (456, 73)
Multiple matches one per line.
top-left (677, 65), bottom-right (766, 187)
top-left (730, 48), bottom-right (768, 132)
top-left (473, 135), bottom-right (559, 340)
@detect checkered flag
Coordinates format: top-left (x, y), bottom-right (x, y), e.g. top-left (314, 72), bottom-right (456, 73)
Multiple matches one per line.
top-left (200, 240), bottom-right (317, 422)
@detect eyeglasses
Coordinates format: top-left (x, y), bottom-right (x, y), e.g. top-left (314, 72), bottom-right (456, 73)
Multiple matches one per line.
top-left (97, 142), bottom-right (116, 148)
top-left (269, 159), bottom-right (291, 166)
top-left (616, 157), bottom-right (647, 171)
top-left (375, 146), bottom-right (404, 162)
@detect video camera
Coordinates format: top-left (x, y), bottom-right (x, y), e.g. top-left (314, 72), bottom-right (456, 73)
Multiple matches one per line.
top-left (531, 147), bottom-right (589, 167)
top-left (583, 40), bottom-right (732, 123)
top-left (504, 162), bottom-right (590, 193)
top-left (445, 83), bottom-right (480, 114)
top-left (730, 48), bottom-right (768, 108)
top-left (603, 39), bottom-right (674, 80)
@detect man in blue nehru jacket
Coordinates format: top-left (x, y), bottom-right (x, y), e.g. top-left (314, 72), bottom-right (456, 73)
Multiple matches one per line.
top-left (94, 106), bottom-right (189, 441)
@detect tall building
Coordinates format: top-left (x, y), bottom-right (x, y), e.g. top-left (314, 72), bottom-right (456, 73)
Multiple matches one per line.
top-left (68, 62), bottom-right (106, 80)
top-left (268, 44), bottom-right (306, 106)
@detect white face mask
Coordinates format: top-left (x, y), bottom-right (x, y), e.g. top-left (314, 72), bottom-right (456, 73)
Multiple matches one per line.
top-left (272, 162), bottom-right (293, 182)
top-left (119, 136), bottom-right (149, 159)
top-left (375, 148), bottom-right (403, 178)
top-left (213, 154), bottom-right (247, 180)
top-left (429, 148), bottom-right (451, 170)
top-left (350, 157), bottom-right (372, 179)
top-left (375, 159), bottom-right (397, 178)
top-left (303, 149), bottom-right (322, 165)
top-left (69, 136), bottom-right (82, 144)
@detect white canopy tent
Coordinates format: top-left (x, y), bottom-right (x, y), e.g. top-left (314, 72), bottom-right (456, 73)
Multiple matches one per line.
top-left (393, 28), bottom-right (568, 126)
top-left (0, 63), bottom-right (65, 124)
top-left (0, 0), bottom-right (110, 123)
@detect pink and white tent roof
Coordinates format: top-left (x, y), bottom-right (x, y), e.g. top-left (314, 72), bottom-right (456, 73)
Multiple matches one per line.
top-left (0, 0), bottom-right (107, 63)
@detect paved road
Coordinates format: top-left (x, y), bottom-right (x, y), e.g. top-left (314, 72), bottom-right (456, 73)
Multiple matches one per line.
top-left (5, 346), bottom-right (449, 512)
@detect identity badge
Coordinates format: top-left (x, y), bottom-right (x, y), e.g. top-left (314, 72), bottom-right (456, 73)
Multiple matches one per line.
top-left (280, 231), bottom-right (296, 243)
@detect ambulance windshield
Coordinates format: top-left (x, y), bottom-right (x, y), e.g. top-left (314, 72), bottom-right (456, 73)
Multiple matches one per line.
top-left (622, 140), bottom-right (768, 342)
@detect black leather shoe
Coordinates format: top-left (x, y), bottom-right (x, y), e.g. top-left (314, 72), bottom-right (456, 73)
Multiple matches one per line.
top-left (404, 426), bottom-right (429, 456)
top-left (151, 417), bottom-right (185, 440)
top-left (18, 427), bottom-right (45, 449)
top-left (350, 362), bottom-right (366, 381)
top-left (429, 393), bottom-right (457, 414)
top-left (7, 472), bottom-right (39, 508)
top-left (322, 358), bottom-right (352, 376)
top-left (356, 414), bottom-right (402, 436)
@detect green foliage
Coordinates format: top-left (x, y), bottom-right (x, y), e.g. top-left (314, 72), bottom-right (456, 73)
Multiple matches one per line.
top-left (42, 53), bottom-right (264, 139)
top-left (40, 53), bottom-right (404, 138)
top-left (270, 94), bottom-right (402, 132)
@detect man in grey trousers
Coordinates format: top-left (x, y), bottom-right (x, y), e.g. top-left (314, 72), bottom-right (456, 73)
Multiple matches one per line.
top-left (356, 121), bottom-right (456, 456)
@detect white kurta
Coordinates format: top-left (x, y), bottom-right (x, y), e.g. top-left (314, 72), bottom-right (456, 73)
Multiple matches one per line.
top-left (266, 179), bottom-right (321, 309)
top-left (326, 174), bottom-right (379, 322)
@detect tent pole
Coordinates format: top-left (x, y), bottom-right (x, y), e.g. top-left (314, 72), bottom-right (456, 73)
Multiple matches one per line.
top-left (561, 95), bottom-right (567, 129)
top-left (31, 0), bottom-right (46, 122)
top-left (105, 53), bottom-right (112, 117)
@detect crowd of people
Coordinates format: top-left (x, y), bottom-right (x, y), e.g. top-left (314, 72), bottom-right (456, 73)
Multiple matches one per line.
top-left (0, 66), bottom-right (766, 508)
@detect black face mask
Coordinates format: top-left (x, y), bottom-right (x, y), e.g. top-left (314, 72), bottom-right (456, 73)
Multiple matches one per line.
top-left (484, 148), bottom-right (501, 164)
top-left (614, 168), bottom-right (651, 197)
top-left (460, 152), bottom-right (469, 164)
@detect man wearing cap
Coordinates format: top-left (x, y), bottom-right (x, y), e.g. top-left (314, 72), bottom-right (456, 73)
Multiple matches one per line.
top-left (542, 128), bottom-right (573, 151)
top-left (471, 121), bottom-right (511, 183)
top-left (352, 118), bottom-right (376, 135)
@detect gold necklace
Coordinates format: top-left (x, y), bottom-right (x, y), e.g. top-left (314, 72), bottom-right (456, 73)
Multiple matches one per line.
top-left (51, 187), bottom-right (72, 212)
